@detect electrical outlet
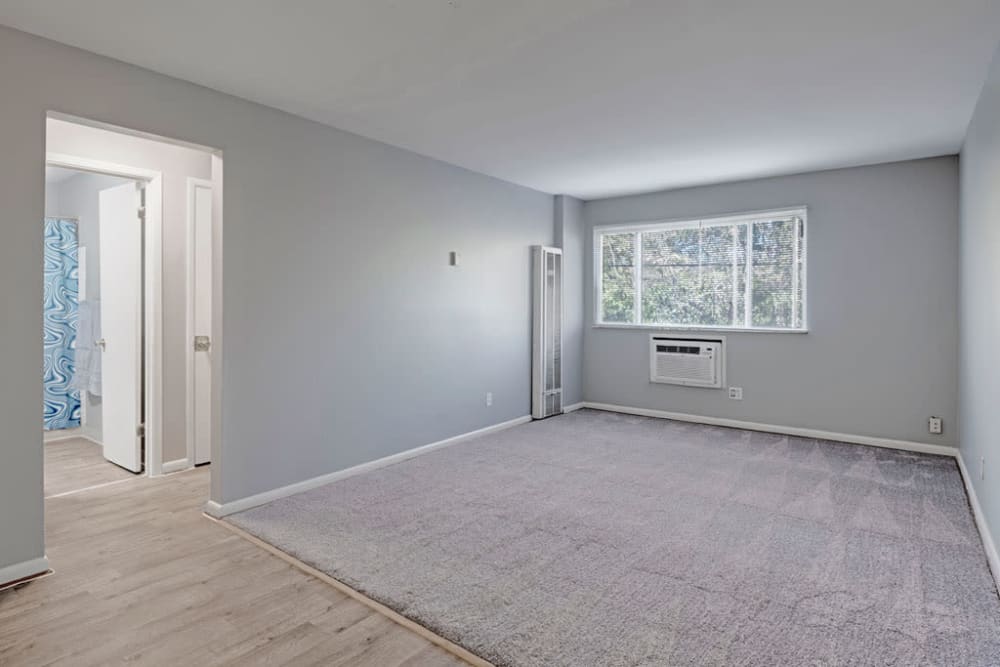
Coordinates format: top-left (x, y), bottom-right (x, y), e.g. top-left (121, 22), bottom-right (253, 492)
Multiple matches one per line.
top-left (485, 392), bottom-right (493, 407)
top-left (928, 416), bottom-right (942, 435)
top-left (728, 387), bottom-right (743, 400)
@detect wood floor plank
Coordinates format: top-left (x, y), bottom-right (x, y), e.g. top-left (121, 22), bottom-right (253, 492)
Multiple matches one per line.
top-left (199, 587), bottom-right (359, 664)
top-left (219, 621), bottom-right (336, 666)
top-left (44, 437), bottom-right (136, 497)
top-left (0, 457), bottom-right (471, 666)
top-left (286, 613), bottom-right (429, 667)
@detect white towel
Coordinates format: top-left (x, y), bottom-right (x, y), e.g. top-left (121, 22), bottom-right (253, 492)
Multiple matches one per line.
top-left (71, 299), bottom-right (102, 397)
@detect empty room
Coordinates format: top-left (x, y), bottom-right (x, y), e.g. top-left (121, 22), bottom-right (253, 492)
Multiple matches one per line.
top-left (2, 2), bottom-right (1000, 666)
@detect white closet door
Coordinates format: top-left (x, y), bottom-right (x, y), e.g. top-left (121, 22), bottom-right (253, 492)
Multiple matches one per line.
top-left (99, 182), bottom-right (143, 473)
top-left (190, 180), bottom-right (213, 465)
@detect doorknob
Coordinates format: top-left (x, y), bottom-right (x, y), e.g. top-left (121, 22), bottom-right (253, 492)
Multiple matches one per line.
top-left (97, 338), bottom-right (106, 351)
top-left (194, 336), bottom-right (211, 352)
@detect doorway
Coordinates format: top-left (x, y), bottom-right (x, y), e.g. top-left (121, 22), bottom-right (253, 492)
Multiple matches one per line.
top-left (42, 115), bottom-right (220, 497)
top-left (43, 166), bottom-right (148, 494)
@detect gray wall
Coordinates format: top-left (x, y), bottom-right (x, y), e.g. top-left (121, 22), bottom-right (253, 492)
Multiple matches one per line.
top-left (45, 170), bottom-right (134, 443)
top-left (0, 26), bottom-right (552, 576)
top-left (554, 195), bottom-right (585, 407)
top-left (44, 180), bottom-right (59, 214)
top-left (583, 157), bottom-right (960, 446)
top-left (47, 119), bottom-right (213, 464)
top-left (959, 47), bottom-right (1000, 548)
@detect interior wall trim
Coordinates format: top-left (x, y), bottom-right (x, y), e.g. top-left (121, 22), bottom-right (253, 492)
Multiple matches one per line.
top-left (43, 431), bottom-right (102, 447)
top-left (957, 453), bottom-right (1000, 592)
top-left (44, 428), bottom-right (81, 443)
top-left (0, 556), bottom-right (51, 590)
top-left (580, 402), bottom-right (957, 456)
top-left (161, 458), bottom-right (193, 475)
top-left (204, 414), bottom-right (532, 518)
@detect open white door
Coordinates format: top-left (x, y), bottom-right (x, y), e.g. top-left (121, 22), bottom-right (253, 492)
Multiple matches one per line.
top-left (188, 179), bottom-right (213, 465)
top-left (99, 182), bottom-right (143, 473)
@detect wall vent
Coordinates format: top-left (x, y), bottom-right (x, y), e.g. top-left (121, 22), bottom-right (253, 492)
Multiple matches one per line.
top-left (649, 336), bottom-right (724, 388)
top-left (532, 246), bottom-right (563, 418)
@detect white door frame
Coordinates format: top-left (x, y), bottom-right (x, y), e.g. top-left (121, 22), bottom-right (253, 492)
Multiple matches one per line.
top-left (46, 151), bottom-right (166, 477)
top-left (185, 177), bottom-right (213, 467)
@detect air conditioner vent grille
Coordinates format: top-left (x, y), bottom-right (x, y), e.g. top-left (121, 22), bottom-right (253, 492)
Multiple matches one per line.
top-left (656, 345), bottom-right (702, 354)
top-left (650, 336), bottom-right (724, 388)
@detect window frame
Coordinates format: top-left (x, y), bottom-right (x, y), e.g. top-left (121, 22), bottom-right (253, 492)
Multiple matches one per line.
top-left (593, 207), bottom-right (808, 333)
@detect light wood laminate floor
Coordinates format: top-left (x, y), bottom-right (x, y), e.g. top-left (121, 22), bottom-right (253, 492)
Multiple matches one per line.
top-left (44, 437), bottom-right (136, 497)
top-left (0, 465), bottom-right (467, 666)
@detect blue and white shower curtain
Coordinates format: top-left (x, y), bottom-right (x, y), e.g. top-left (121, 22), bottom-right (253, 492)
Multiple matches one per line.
top-left (43, 218), bottom-right (81, 430)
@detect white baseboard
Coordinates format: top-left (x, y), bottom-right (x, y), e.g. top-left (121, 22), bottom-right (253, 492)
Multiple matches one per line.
top-left (161, 458), bottom-right (193, 475)
top-left (205, 414), bottom-right (532, 518)
top-left (44, 427), bottom-right (81, 443)
top-left (44, 430), bottom-right (102, 447)
top-left (580, 402), bottom-right (958, 457)
top-left (0, 556), bottom-right (50, 589)
top-left (956, 453), bottom-right (1000, 591)
top-left (563, 402), bottom-right (585, 413)
top-left (81, 426), bottom-right (103, 445)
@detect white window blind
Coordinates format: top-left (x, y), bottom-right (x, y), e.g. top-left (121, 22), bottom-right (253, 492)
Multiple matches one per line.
top-left (596, 209), bottom-right (806, 331)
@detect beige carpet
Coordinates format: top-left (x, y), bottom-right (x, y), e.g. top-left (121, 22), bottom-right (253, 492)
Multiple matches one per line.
top-left (229, 409), bottom-right (1000, 666)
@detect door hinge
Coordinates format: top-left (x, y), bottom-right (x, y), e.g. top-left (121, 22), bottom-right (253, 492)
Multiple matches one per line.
top-left (137, 423), bottom-right (146, 438)
top-left (138, 206), bottom-right (146, 222)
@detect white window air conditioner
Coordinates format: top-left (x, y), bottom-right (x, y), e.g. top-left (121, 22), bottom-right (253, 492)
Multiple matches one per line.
top-left (649, 336), bottom-right (725, 388)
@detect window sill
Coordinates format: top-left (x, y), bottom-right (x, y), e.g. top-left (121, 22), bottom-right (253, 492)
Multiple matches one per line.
top-left (592, 324), bottom-right (809, 334)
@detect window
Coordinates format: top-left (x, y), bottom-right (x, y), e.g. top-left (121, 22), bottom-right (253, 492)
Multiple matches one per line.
top-left (595, 209), bottom-right (806, 331)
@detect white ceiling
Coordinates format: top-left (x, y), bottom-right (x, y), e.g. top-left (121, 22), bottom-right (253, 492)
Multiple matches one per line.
top-left (5, 1), bottom-right (1000, 199)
